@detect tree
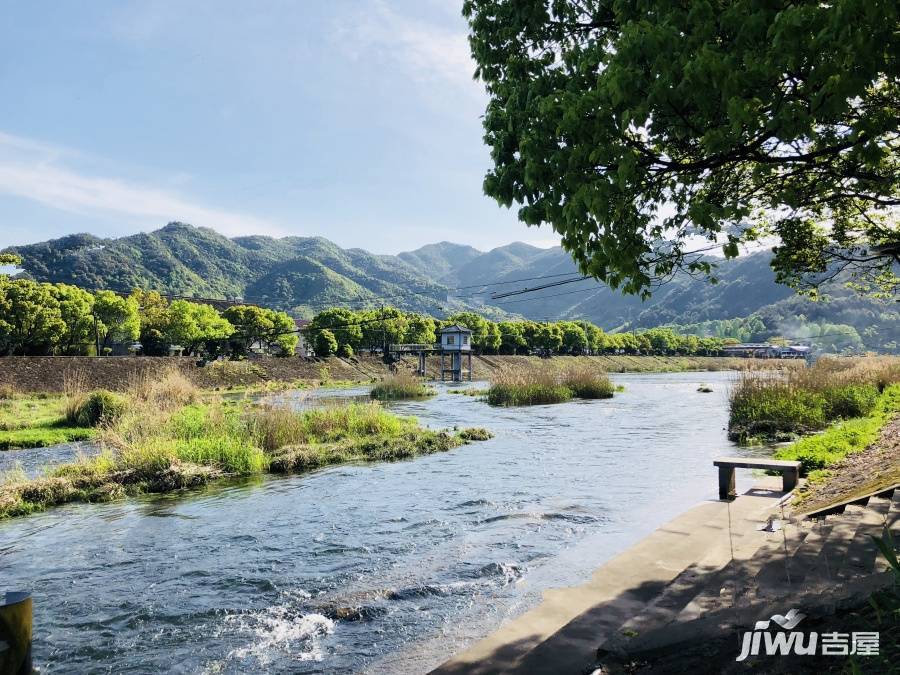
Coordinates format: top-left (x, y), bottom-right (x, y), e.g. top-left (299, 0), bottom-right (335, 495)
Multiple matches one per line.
top-left (643, 328), bottom-right (680, 355)
top-left (0, 279), bottom-right (66, 355)
top-left (223, 304), bottom-right (273, 356)
top-left (49, 284), bottom-right (95, 355)
top-left (359, 307), bottom-right (409, 350)
top-left (576, 320), bottom-right (604, 355)
top-left (404, 314), bottom-right (437, 345)
top-left (164, 300), bottom-right (234, 356)
top-left (534, 323), bottom-right (563, 353)
top-left (314, 329), bottom-right (338, 357)
top-left (498, 321), bottom-right (527, 354)
top-left (559, 321), bottom-right (588, 354)
top-left (483, 321), bottom-right (502, 353)
top-left (223, 305), bottom-right (297, 356)
top-left (267, 310), bottom-right (299, 356)
top-left (92, 290), bottom-right (140, 350)
top-left (132, 290), bottom-right (170, 356)
top-left (464, 1), bottom-right (900, 296)
top-left (309, 308), bottom-right (363, 351)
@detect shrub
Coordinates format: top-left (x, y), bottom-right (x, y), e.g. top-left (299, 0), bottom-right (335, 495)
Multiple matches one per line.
top-left (337, 344), bottom-right (354, 358)
top-left (564, 369), bottom-right (615, 399)
top-left (458, 427), bottom-right (493, 441)
top-left (823, 384), bottom-right (878, 419)
top-left (67, 391), bottom-right (126, 427)
top-left (729, 386), bottom-right (827, 441)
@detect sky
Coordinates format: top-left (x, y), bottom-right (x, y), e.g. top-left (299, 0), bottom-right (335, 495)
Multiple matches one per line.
top-left (0, 0), bottom-right (560, 254)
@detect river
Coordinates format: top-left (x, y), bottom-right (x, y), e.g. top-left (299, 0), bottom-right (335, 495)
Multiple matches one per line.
top-left (0, 370), bottom-right (762, 673)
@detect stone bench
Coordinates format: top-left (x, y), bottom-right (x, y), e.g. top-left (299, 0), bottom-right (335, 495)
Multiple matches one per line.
top-left (713, 457), bottom-right (802, 500)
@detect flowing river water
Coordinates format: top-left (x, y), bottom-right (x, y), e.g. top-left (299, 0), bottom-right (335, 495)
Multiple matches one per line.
top-left (0, 371), bottom-right (766, 673)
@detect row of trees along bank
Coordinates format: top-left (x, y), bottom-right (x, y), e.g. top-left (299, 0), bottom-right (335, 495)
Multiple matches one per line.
top-left (0, 275), bottom-right (298, 357)
top-left (0, 273), bottom-right (736, 359)
top-left (304, 308), bottom-right (737, 357)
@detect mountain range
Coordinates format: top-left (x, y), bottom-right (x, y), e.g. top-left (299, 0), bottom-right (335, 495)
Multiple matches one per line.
top-left (5, 222), bottom-right (898, 351)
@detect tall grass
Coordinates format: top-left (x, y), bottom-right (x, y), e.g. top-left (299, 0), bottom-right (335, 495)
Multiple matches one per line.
top-left (127, 365), bottom-right (198, 409)
top-left (248, 401), bottom-right (412, 451)
top-left (487, 363), bottom-right (614, 406)
top-left (63, 367), bottom-right (88, 424)
top-left (728, 356), bottom-right (900, 442)
top-left (370, 372), bottom-right (435, 400)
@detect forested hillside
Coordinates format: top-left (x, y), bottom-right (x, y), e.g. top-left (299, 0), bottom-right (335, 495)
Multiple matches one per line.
top-left (5, 222), bottom-right (897, 352)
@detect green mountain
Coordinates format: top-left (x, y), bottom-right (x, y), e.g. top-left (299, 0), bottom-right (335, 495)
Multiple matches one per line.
top-left (5, 222), bottom-right (897, 351)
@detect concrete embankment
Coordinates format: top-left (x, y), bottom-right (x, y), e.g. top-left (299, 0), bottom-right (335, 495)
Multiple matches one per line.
top-left (432, 477), bottom-right (900, 674)
top-left (0, 354), bottom-right (768, 393)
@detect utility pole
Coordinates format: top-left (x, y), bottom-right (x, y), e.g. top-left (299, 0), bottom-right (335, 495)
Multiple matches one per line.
top-left (93, 310), bottom-right (101, 357)
top-left (380, 302), bottom-right (388, 359)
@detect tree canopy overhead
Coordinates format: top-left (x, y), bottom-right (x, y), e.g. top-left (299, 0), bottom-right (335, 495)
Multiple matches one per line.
top-left (463, 0), bottom-right (899, 296)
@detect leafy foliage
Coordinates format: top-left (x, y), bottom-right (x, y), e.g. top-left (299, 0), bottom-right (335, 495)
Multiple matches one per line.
top-left (464, 0), bottom-right (899, 297)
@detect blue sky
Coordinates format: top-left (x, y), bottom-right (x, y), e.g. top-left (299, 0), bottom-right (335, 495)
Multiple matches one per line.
top-left (0, 0), bottom-right (559, 254)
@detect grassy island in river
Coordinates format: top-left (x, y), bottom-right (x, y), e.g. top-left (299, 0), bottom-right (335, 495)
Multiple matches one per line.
top-left (0, 370), bottom-right (491, 519)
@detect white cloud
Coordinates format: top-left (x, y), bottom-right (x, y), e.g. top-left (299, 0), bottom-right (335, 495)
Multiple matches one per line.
top-left (0, 131), bottom-right (286, 238)
top-left (339, 0), bottom-right (478, 94)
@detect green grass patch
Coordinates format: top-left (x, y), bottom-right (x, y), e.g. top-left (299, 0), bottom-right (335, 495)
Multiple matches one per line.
top-left (0, 394), bottom-right (96, 448)
top-left (0, 395), bottom-right (68, 430)
top-left (775, 383), bottom-right (900, 473)
top-left (0, 424), bottom-right (96, 449)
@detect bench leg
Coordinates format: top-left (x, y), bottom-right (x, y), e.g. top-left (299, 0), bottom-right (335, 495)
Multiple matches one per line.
top-left (782, 468), bottom-right (799, 493)
top-left (718, 466), bottom-right (736, 500)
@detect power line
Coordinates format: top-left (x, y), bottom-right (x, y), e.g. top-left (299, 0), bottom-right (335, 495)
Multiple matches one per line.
top-left (493, 285), bottom-right (599, 305)
top-left (490, 275), bottom-right (593, 299)
top-left (449, 272), bottom-right (583, 292)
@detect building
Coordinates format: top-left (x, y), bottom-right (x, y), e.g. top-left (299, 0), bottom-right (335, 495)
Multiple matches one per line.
top-left (721, 343), bottom-right (812, 359)
top-left (439, 324), bottom-right (473, 381)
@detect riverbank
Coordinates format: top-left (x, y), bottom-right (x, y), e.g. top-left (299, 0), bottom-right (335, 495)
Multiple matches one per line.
top-left (0, 354), bottom-right (791, 393)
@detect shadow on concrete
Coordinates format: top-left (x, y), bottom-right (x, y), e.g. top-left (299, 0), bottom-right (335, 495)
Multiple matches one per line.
top-left (430, 525), bottom-right (882, 674)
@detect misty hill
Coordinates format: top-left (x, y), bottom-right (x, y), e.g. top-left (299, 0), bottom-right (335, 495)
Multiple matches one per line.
top-left (5, 222), bottom-right (897, 350)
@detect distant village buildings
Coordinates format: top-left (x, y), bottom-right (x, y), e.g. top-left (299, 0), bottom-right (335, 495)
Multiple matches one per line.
top-left (721, 343), bottom-right (811, 359)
